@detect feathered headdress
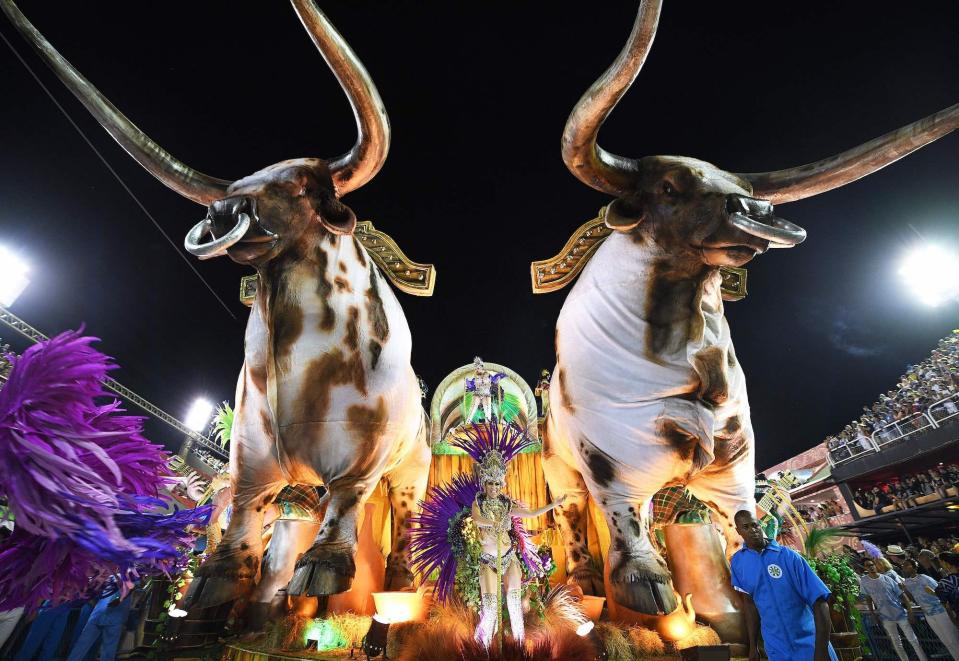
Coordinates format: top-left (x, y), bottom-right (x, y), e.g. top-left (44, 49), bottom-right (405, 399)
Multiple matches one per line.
top-left (450, 422), bottom-right (536, 488)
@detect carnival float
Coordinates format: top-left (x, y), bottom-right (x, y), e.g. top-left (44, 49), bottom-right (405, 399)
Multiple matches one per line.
top-left (0, 0), bottom-right (957, 659)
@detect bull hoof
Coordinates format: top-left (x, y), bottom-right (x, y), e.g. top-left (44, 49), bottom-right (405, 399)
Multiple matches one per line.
top-left (569, 566), bottom-right (606, 597)
top-left (610, 556), bottom-right (677, 615)
top-left (384, 564), bottom-right (414, 591)
top-left (287, 545), bottom-right (355, 596)
top-left (181, 574), bottom-right (251, 610)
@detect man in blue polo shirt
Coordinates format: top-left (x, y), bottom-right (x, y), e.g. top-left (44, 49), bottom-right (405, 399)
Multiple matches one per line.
top-left (730, 510), bottom-right (837, 661)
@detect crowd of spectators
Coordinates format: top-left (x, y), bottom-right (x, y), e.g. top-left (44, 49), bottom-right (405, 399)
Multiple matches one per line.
top-left (852, 464), bottom-right (959, 513)
top-left (827, 332), bottom-right (959, 463)
top-left (796, 498), bottom-right (844, 524)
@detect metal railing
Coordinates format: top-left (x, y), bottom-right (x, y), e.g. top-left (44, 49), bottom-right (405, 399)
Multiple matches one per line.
top-left (928, 392), bottom-right (959, 426)
top-left (827, 435), bottom-right (879, 467)
top-left (873, 412), bottom-right (937, 448)
top-left (859, 608), bottom-right (951, 660)
top-left (0, 305), bottom-right (228, 463)
top-left (826, 394), bottom-right (957, 467)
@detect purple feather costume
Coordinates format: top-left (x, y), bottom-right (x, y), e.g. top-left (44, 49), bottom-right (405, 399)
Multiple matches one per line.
top-left (408, 423), bottom-right (546, 604)
top-left (0, 330), bottom-right (209, 611)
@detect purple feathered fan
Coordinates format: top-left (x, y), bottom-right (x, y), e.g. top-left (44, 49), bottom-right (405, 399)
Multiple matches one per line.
top-left (0, 330), bottom-right (209, 611)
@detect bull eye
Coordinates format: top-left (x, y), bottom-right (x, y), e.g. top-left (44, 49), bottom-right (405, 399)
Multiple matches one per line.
top-left (661, 181), bottom-right (677, 197)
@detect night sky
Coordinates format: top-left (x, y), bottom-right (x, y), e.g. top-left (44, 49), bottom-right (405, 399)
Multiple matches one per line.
top-left (1, 2), bottom-right (957, 470)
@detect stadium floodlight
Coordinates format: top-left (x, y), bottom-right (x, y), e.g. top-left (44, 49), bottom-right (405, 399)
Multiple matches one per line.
top-left (0, 245), bottom-right (30, 307)
top-left (184, 398), bottom-right (215, 432)
top-left (898, 243), bottom-right (959, 307)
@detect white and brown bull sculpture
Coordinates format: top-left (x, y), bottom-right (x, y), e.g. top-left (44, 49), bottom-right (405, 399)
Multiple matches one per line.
top-left (539, 0), bottom-right (959, 616)
top-left (2, 0), bottom-right (432, 608)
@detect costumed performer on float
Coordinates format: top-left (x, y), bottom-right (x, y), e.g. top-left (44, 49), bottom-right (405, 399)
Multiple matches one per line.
top-left (409, 422), bottom-right (564, 649)
top-left (463, 357), bottom-right (507, 424)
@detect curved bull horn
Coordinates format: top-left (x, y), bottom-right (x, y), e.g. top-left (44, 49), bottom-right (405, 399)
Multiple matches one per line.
top-left (292, 0), bottom-right (390, 197)
top-left (0, 0), bottom-right (231, 206)
top-left (737, 102), bottom-right (959, 204)
top-left (561, 0), bottom-right (662, 196)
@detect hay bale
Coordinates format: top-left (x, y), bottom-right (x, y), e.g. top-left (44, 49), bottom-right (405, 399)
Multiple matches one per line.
top-left (326, 612), bottom-right (371, 649)
top-left (628, 625), bottom-right (666, 657)
top-left (594, 621), bottom-right (633, 661)
top-left (674, 623), bottom-right (721, 650)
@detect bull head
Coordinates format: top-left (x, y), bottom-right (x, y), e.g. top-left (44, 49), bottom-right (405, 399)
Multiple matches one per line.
top-left (1, 0), bottom-right (389, 267)
top-left (561, 0), bottom-right (959, 269)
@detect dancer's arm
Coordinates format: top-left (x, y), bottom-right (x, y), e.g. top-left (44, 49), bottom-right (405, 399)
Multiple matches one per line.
top-left (511, 494), bottom-right (567, 518)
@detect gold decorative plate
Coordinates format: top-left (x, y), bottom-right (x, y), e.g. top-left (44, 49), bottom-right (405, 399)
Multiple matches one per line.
top-left (531, 208), bottom-right (747, 301)
top-left (355, 220), bottom-right (436, 296)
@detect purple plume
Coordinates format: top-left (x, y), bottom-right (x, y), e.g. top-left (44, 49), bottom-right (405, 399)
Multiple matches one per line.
top-left (450, 421), bottom-right (536, 466)
top-left (409, 473), bottom-right (480, 603)
top-left (861, 540), bottom-right (884, 559)
top-left (512, 516), bottom-right (546, 580)
top-left (0, 330), bottom-right (205, 611)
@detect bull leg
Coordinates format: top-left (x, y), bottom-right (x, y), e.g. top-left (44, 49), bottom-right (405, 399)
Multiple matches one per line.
top-left (686, 448), bottom-right (756, 560)
top-left (383, 423), bottom-right (431, 590)
top-left (288, 479), bottom-right (373, 596)
top-left (187, 475), bottom-right (284, 608)
top-left (186, 367), bottom-right (285, 609)
top-left (599, 486), bottom-right (678, 616)
top-left (541, 431), bottom-right (604, 596)
top-left (243, 518), bottom-right (323, 633)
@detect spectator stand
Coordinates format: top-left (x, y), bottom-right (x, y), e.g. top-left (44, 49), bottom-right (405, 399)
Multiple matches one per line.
top-left (825, 332), bottom-right (959, 468)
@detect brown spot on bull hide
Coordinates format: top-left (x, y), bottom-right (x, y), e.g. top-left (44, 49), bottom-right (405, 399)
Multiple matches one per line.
top-left (271, 280), bottom-right (304, 368)
top-left (365, 269), bottom-right (390, 343)
top-left (692, 345), bottom-right (729, 407)
top-left (368, 340), bottom-right (383, 371)
top-left (294, 348), bottom-right (368, 424)
top-left (345, 306), bottom-right (360, 351)
top-left (644, 259), bottom-right (707, 360)
top-left (352, 237), bottom-right (368, 266)
top-left (314, 247), bottom-right (336, 332)
top-left (585, 443), bottom-right (615, 488)
top-left (249, 365), bottom-right (267, 393)
top-left (713, 416), bottom-right (749, 467)
top-left (557, 368), bottom-right (574, 412)
top-left (727, 349), bottom-right (737, 368)
top-left (346, 396), bottom-right (388, 477)
top-left (658, 418), bottom-right (700, 463)
top-left (334, 276), bottom-right (352, 293)
top-left (339, 261), bottom-right (348, 273)
top-left (260, 411), bottom-right (275, 442)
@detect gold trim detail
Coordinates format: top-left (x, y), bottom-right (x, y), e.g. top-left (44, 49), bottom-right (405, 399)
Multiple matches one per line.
top-left (719, 265), bottom-right (748, 301)
top-left (530, 208), bottom-right (747, 300)
top-left (239, 274), bottom-right (258, 307)
top-left (355, 220), bottom-right (436, 296)
top-left (530, 211), bottom-right (611, 294)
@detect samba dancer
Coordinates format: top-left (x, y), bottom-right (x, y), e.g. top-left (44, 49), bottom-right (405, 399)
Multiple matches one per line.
top-left (468, 429), bottom-right (565, 647)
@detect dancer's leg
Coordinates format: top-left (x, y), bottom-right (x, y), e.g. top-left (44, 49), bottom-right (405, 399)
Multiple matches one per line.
top-left (475, 564), bottom-right (499, 648)
top-left (504, 560), bottom-right (524, 643)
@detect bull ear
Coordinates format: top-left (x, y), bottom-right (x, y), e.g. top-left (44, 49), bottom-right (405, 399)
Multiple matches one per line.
top-left (313, 190), bottom-right (357, 235)
top-left (603, 196), bottom-right (646, 232)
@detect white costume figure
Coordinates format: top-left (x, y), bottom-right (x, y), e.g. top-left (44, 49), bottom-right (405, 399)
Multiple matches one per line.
top-left (464, 357), bottom-right (506, 424)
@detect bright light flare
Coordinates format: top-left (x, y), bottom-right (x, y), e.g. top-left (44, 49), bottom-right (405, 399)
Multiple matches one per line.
top-left (899, 244), bottom-right (959, 307)
top-left (184, 398), bottom-right (214, 432)
top-left (0, 245), bottom-right (30, 306)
